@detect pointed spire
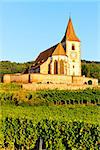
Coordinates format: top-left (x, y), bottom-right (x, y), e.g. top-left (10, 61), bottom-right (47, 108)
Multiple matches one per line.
top-left (69, 12), bottom-right (71, 20)
top-left (66, 18), bottom-right (80, 42)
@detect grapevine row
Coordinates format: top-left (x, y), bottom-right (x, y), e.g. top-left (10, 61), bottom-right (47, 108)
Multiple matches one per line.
top-left (0, 88), bottom-right (100, 105)
top-left (1, 117), bottom-right (100, 150)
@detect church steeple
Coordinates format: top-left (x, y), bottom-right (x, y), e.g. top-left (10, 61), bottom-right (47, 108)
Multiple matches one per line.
top-left (61, 18), bottom-right (80, 43)
top-left (65, 17), bottom-right (81, 76)
top-left (66, 18), bottom-right (80, 42)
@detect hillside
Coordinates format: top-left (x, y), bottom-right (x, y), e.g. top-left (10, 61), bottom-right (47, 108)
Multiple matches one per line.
top-left (0, 61), bottom-right (33, 74)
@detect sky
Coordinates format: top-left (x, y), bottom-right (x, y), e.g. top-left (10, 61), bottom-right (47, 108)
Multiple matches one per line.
top-left (0, 0), bottom-right (100, 62)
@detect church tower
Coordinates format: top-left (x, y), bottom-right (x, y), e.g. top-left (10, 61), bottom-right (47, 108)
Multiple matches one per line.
top-left (62, 18), bottom-right (81, 76)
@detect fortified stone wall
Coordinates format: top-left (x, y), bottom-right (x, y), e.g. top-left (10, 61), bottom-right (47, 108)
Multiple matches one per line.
top-left (3, 74), bottom-right (11, 83)
top-left (3, 74), bottom-right (29, 83)
top-left (30, 73), bottom-right (72, 84)
top-left (83, 77), bottom-right (98, 85)
top-left (3, 73), bottom-right (98, 86)
top-left (73, 76), bottom-right (98, 85)
top-left (23, 83), bottom-right (99, 91)
top-left (21, 74), bottom-right (29, 83)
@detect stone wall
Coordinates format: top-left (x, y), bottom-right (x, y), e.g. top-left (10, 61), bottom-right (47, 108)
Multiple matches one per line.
top-left (3, 74), bottom-right (11, 83)
top-left (3, 74), bottom-right (29, 83)
top-left (3, 73), bottom-right (98, 86)
top-left (23, 83), bottom-right (99, 91)
top-left (30, 73), bottom-right (72, 84)
top-left (73, 76), bottom-right (98, 85)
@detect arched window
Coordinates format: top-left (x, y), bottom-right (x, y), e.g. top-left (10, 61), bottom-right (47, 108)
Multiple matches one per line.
top-left (60, 60), bottom-right (64, 74)
top-left (54, 60), bottom-right (58, 74)
top-left (72, 44), bottom-right (75, 50)
top-left (88, 80), bottom-right (92, 85)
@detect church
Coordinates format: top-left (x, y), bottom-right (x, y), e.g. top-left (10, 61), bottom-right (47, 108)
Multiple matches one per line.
top-left (30, 18), bottom-right (81, 77)
top-left (3, 18), bottom-right (98, 86)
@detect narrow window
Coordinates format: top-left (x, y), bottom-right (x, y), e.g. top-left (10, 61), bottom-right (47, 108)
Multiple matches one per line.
top-left (48, 63), bottom-right (51, 74)
top-left (72, 44), bottom-right (75, 50)
top-left (60, 60), bottom-right (64, 74)
top-left (54, 60), bottom-right (58, 74)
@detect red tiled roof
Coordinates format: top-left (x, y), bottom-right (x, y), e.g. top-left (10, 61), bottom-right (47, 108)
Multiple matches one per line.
top-left (66, 18), bottom-right (80, 42)
top-left (52, 43), bottom-right (66, 56)
top-left (33, 44), bottom-right (58, 68)
top-left (62, 18), bottom-right (80, 42)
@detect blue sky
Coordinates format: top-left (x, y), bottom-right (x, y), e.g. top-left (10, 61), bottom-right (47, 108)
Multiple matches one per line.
top-left (0, 0), bottom-right (100, 62)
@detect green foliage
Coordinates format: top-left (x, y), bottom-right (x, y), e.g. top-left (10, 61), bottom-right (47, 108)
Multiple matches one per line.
top-left (0, 83), bottom-right (22, 91)
top-left (1, 118), bottom-right (100, 149)
top-left (1, 99), bottom-right (100, 149)
top-left (0, 84), bottom-right (100, 105)
top-left (0, 61), bottom-right (33, 74)
top-left (82, 64), bottom-right (90, 77)
top-left (82, 61), bottom-right (100, 82)
top-left (0, 83), bottom-right (100, 149)
top-left (2, 117), bottom-right (37, 149)
top-left (36, 88), bottom-right (100, 105)
top-left (2, 105), bottom-right (100, 125)
top-left (26, 93), bottom-right (33, 100)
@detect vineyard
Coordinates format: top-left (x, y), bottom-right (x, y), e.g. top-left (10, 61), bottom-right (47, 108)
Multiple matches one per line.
top-left (1, 118), bottom-right (100, 150)
top-left (0, 83), bottom-right (100, 106)
top-left (0, 83), bottom-right (100, 149)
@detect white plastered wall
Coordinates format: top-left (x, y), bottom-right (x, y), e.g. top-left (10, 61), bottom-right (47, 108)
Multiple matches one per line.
top-left (50, 55), bottom-right (68, 75)
top-left (66, 40), bottom-right (81, 76)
